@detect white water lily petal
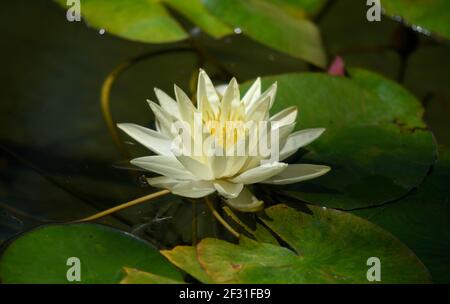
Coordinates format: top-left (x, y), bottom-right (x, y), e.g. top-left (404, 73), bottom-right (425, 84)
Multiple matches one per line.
top-left (174, 85), bottom-right (196, 125)
top-left (117, 123), bottom-right (173, 156)
top-left (277, 122), bottom-right (296, 143)
top-left (225, 187), bottom-right (264, 212)
top-left (172, 180), bottom-right (215, 198)
top-left (154, 88), bottom-right (180, 119)
top-left (146, 176), bottom-right (179, 189)
top-left (220, 78), bottom-right (240, 121)
top-left (279, 128), bottom-right (326, 161)
top-left (230, 162), bottom-right (288, 184)
top-left (213, 180), bottom-right (244, 199)
top-left (208, 154), bottom-right (248, 179)
top-left (147, 100), bottom-right (174, 137)
top-left (259, 82), bottom-right (277, 109)
top-left (242, 77), bottom-right (261, 108)
top-left (223, 155), bottom-right (248, 177)
top-left (131, 156), bottom-right (195, 180)
top-left (198, 69), bottom-right (220, 116)
top-left (270, 106), bottom-right (298, 127)
top-left (246, 95), bottom-right (271, 122)
top-left (176, 155), bottom-right (214, 180)
top-left (262, 164), bottom-right (331, 185)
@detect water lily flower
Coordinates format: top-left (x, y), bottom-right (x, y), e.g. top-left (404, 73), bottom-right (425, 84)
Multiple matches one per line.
top-left (118, 70), bottom-right (330, 212)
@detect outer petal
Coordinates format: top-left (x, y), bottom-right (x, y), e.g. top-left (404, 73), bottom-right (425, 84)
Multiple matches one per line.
top-left (117, 123), bottom-right (173, 156)
top-left (147, 100), bottom-right (174, 137)
top-left (154, 88), bottom-right (180, 119)
top-left (213, 180), bottom-right (244, 198)
top-left (230, 162), bottom-right (288, 184)
top-left (261, 164), bottom-right (331, 185)
top-left (242, 77), bottom-right (261, 108)
top-left (131, 156), bottom-right (194, 180)
top-left (279, 128), bottom-right (326, 161)
top-left (174, 85), bottom-right (196, 125)
top-left (225, 187), bottom-right (264, 212)
top-left (146, 176), bottom-right (179, 189)
top-left (176, 155), bottom-right (214, 180)
top-left (171, 180), bottom-right (216, 198)
top-left (246, 95), bottom-right (271, 122)
top-left (270, 106), bottom-right (298, 127)
top-left (254, 82), bottom-right (277, 109)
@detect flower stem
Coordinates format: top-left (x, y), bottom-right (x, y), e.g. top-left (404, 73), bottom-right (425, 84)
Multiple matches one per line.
top-left (192, 200), bottom-right (198, 245)
top-left (75, 189), bottom-right (170, 222)
top-left (205, 197), bottom-right (240, 239)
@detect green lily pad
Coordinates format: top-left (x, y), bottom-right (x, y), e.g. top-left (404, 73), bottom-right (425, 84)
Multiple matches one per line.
top-left (246, 71), bottom-right (436, 209)
top-left (121, 267), bottom-right (185, 284)
top-left (0, 223), bottom-right (182, 283)
top-left (162, 204), bottom-right (431, 283)
top-left (165, 0), bottom-right (232, 38)
top-left (55, 0), bottom-right (188, 43)
top-left (268, 0), bottom-right (328, 17)
top-left (162, 245), bottom-right (214, 284)
top-left (260, 72), bottom-right (425, 129)
top-left (348, 67), bottom-right (425, 129)
top-left (353, 146), bottom-right (450, 283)
top-left (284, 124), bottom-right (436, 209)
top-left (382, 0), bottom-right (450, 41)
top-left (203, 0), bottom-right (327, 67)
top-left (54, 0), bottom-right (233, 44)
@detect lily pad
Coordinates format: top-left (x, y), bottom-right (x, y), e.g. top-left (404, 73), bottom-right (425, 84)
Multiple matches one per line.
top-left (0, 223), bottom-right (182, 283)
top-left (284, 124), bottom-right (436, 209)
top-left (203, 0), bottom-right (327, 67)
top-left (54, 0), bottom-right (232, 44)
top-left (165, 0), bottom-right (232, 38)
top-left (382, 0), bottom-right (450, 41)
top-left (121, 267), bottom-right (185, 284)
top-left (348, 67), bottom-right (425, 129)
top-left (353, 146), bottom-right (450, 283)
top-left (260, 72), bottom-right (425, 129)
top-left (162, 204), bottom-right (431, 283)
top-left (246, 71), bottom-right (436, 209)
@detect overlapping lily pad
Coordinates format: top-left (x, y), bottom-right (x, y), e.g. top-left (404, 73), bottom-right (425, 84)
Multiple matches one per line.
top-left (121, 267), bottom-right (185, 284)
top-left (54, 0), bottom-right (231, 43)
top-left (382, 0), bottom-right (450, 41)
top-left (203, 0), bottom-right (327, 67)
top-left (244, 70), bottom-right (437, 209)
top-left (353, 147), bottom-right (450, 283)
top-left (0, 223), bottom-right (182, 283)
top-left (284, 124), bottom-right (436, 209)
top-left (162, 204), bottom-right (431, 283)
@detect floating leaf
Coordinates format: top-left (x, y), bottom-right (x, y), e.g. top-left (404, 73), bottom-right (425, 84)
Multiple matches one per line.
top-left (121, 267), bottom-right (185, 284)
top-left (203, 0), bottom-right (327, 67)
top-left (165, 0), bottom-right (232, 38)
top-left (243, 71), bottom-right (436, 209)
top-left (0, 224), bottom-right (182, 283)
top-left (353, 146), bottom-right (450, 283)
top-left (348, 67), bottom-right (425, 129)
top-left (261, 72), bottom-right (425, 130)
top-left (284, 124), bottom-right (436, 209)
top-left (55, 0), bottom-right (188, 43)
top-left (54, 0), bottom-right (234, 44)
top-left (161, 245), bottom-right (214, 284)
top-left (163, 204), bottom-right (431, 283)
top-left (382, 0), bottom-right (450, 40)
